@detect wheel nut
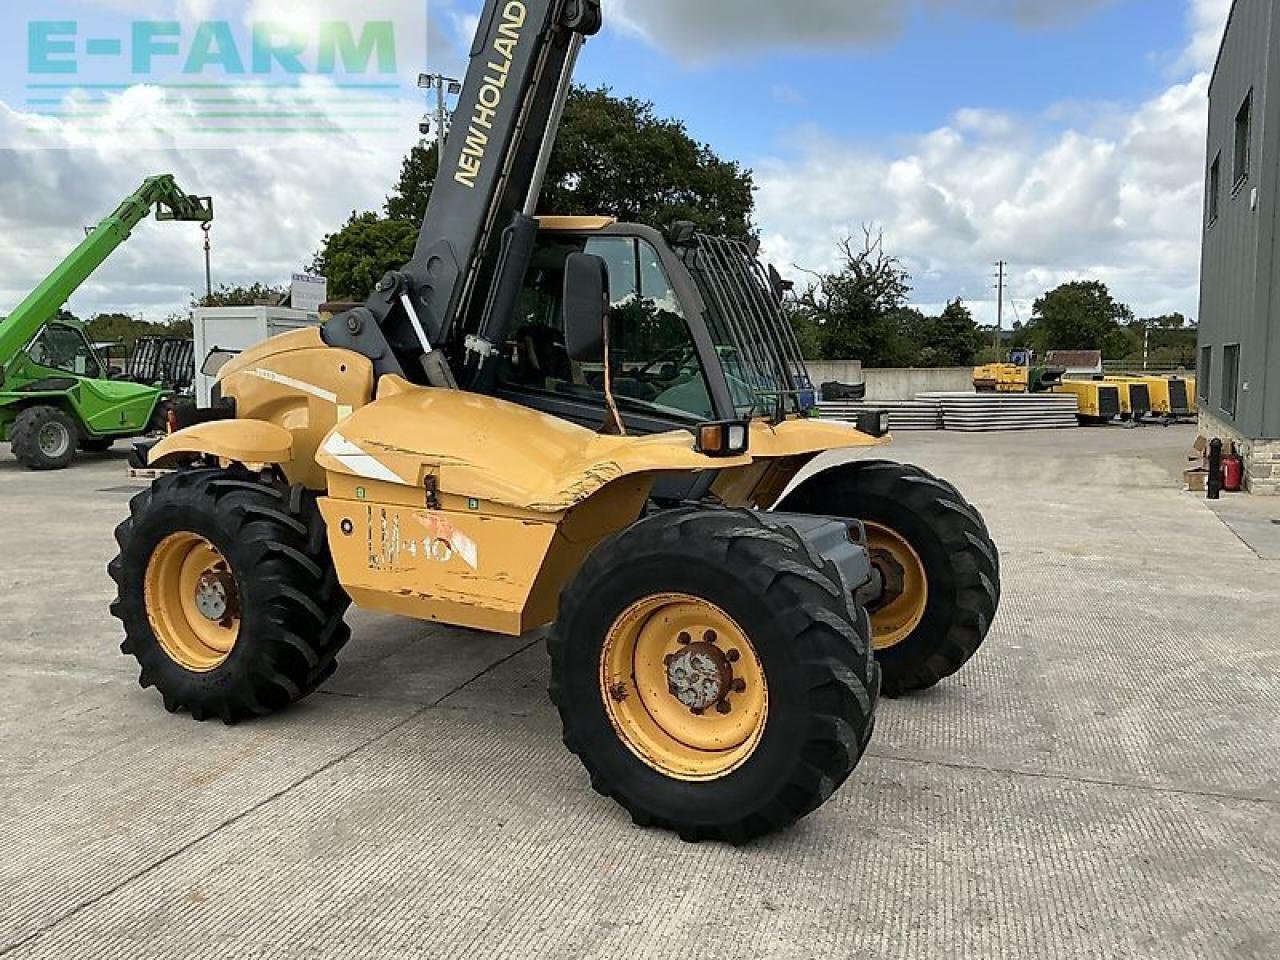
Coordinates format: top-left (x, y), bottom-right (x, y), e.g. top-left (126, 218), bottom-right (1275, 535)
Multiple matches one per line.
top-left (677, 632), bottom-right (692, 645)
top-left (716, 701), bottom-right (732, 715)
top-left (732, 679), bottom-right (746, 694)
top-left (703, 630), bottom-right (717, 644)
top-left (726, 649), bottom-right (740, 663)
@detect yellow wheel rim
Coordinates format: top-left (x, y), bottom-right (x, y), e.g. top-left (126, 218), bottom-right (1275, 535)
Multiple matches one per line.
top-left (600, 594), bottom-right (768, 782)
top-left (144, 533), bottom-right (241, 673)
top-left (864, 522), bottom-right (929, 652)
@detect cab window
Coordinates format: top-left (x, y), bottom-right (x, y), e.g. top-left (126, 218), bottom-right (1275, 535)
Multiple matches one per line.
top-left (499, 235), bottom-right (714, 422)
top-left (28, 324), bottom-right (103, 378)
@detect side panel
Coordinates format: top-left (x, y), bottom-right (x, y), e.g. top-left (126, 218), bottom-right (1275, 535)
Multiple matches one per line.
top-left (318, 475), bottom-right (651, 635)
top-left (76, 380), bottom-right (162, 436)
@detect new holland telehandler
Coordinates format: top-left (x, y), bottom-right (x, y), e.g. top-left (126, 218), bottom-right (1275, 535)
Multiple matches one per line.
top-left (110, 0), bottom-right (1000, 843)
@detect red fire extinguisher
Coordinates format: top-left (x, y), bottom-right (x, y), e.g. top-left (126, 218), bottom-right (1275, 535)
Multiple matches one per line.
top-left (1222, 454), bottom-right (1244, 493)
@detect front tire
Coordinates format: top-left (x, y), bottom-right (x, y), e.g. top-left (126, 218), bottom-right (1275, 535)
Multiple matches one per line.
top-left (11, 406), bottom-right (77, 471)
top-left (550, 509), bottom-right (879, 844)
top-left (108, 467), bottom-right (351, 723)
top-left (780, 461), bottom-right (1000, 697)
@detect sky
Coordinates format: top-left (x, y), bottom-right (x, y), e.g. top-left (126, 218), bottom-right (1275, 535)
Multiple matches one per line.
top-left (0, 0), bottom-right (1234, 329)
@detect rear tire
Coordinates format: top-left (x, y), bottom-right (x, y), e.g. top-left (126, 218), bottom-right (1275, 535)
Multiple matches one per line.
top-left (779, 460), bottom-right (1000, 697)
top-left (550, 508), bottom-right (879, 844)
top-left (11, 406), bottom-right (77, 471)
top-left (108, 467), bottom-right (351, 723)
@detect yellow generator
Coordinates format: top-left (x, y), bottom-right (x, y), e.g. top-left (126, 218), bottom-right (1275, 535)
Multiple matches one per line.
top-left (1163, 376), bottom-right (1195, 418)
top-left (1112, 376), bottom-right (1195, 420)
top-left (1102, 377), bottom-right (1153, 422)
top-left (1057, 380), bottom-right (1122, 424)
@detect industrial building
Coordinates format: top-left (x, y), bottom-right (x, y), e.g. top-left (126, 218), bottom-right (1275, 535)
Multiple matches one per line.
top-left (1198, 0), bottom-right (1280, 493)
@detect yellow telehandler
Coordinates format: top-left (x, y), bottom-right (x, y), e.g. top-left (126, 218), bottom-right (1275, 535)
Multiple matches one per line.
top-left (109, 0), bottom-right (1000, 843)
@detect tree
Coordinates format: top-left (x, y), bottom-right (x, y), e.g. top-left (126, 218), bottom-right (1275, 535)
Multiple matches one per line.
top-left (1026, 281), bottom-right (1134, 358)
top-left (384, 143), bottom-right (440, 223)
top-left (194, 283), bottom-right (289, 309)
top-left (789, 228), bottom-right (915, 366)
top-left (311, 212), bottom-right (419, 301)
top-left (917, 299), bottom-right (982, 367)
top-left (541, 86), bottom-right (755, 238)
top-left (1117, 313), bottom-right (1199, 369)
top-left (315, 86), bottom-right (756, 302)
top-left (382, 87), bottom-right (755, 235)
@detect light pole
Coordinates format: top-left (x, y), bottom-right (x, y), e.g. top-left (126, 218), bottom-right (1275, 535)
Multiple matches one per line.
top-left (418, 73), bottom-right (463, 172)
top-left (994, 260), bottom-right (1007, 357)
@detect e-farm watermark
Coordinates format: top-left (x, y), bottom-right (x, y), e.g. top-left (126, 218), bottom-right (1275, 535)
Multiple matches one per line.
top-left (17, 3), bottom-right (427, 143)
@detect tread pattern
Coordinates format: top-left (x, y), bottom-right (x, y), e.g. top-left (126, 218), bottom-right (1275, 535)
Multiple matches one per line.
top-left (780, 459), bottom-right (1001, 697)
top-left (550, 507), bottom-right (879, 845)
top-left (108, 467), bottom-right (351, 723)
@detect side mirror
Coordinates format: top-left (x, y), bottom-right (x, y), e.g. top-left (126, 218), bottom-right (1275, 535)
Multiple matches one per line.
top-left (563, 252), bottom-right (610, 363)
top-left (201, 348), bottom-right (240, 377)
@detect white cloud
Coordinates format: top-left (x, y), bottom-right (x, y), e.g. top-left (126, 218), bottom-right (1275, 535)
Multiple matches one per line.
top-left (611, 0), bottom-right (1109, 59)
top-left (754, 2), bottom-right (1230, 323)
top-left (0, 96), bottom-right (413, 321)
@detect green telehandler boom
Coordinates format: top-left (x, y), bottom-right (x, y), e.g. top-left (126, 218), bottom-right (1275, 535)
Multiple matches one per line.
top-left (0, 174), bottom-right (213, 470)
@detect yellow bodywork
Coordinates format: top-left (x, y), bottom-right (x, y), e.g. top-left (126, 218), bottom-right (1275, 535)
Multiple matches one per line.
top-left (152, 329), bottom-right (884, 635)
top-left (1056, 380), bottom-right (1120, 421)
top-left (151, 328), bottom-right (375, 488)
top-left (1103, 375), bottom-right (1195, 417)
top-left (973, 363), bottom-right (1029, 393)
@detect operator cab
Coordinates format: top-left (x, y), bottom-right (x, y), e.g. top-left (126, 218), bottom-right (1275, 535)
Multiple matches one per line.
top-left (25, 322), bottom-right (106, 381)
top-left (495, 218), bottom-right (814, 436)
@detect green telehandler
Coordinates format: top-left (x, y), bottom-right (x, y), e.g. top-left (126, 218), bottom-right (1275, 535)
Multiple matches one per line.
top-left (0, 175), bottom-right (213, 470)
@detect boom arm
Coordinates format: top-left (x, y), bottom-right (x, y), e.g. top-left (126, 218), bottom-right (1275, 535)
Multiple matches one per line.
top-left (0, 174), bottom-right (214, 364)
top-left (324, 0), bottom-right (602, 390)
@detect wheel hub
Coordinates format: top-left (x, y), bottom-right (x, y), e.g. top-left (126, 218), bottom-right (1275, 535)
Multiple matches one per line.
top-left (194, 570), bottom-right (237, 625)
top-left (38, 422), bottom-right (69, 458)
top-left (868, 547), bottom-right (907, 613)
top-left (665, 641), bottom-right (733, 713)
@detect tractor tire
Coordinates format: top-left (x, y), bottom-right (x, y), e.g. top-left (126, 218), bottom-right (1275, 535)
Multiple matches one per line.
top-left (108, 467), bottom-right (351, 724)
top-left (779, 460), bottom-right (1000, 698)
top-left (550, 508), bottom-right (879, 845)
top-left (80, 436), bottom-right (116, 453)
top-left (11, 405), bottom-right (78, 471)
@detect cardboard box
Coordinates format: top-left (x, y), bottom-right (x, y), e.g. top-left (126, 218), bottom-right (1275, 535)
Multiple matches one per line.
top-left (1185, 469), bottom-right (1209, 493)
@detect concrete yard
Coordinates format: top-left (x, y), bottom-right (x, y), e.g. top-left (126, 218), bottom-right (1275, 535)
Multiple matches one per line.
top-left (2, 425), bottom-right (1277, 959)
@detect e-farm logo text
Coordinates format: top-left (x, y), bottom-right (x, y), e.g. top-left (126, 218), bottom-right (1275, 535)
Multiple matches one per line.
top-left (24, 18), bottom-right (410, 137)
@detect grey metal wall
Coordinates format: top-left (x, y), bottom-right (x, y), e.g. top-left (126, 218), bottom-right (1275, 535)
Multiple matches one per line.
top-left (1198, 0), bottom-right (1277, 439)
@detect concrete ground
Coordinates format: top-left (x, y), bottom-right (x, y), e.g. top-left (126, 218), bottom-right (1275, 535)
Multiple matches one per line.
top-left (2, 424), bottom-right (1277, 959)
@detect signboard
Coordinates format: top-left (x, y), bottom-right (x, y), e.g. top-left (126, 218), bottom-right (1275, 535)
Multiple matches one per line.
top-left (291, 273), bottom-right (328, 314)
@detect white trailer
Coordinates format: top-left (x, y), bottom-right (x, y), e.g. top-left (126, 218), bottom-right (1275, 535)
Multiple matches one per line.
top-left (193, 307), bottom-right (322, 407)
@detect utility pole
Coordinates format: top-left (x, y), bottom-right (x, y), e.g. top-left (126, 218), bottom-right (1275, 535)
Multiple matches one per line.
top-left (994, 260), bottom-right (1007, 357)
top-left (1143, 321), bottom-right (1151, 371)
top-left (418, 73), bottom-right (463, 174)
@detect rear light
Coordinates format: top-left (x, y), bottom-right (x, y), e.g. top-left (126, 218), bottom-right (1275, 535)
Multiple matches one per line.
top-left (696, 420), bottom-right (750, 457)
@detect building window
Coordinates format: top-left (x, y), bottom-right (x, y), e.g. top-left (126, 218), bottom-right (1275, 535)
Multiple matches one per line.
top-left (1234, 91), bottom-right (1252, 191)
top-left (1221, 343), bottom-right (1240, 417)
top-left (1207, 153), bottom-right (1221, 226)
top-left (1200, 346), bottom-right (1213, 402)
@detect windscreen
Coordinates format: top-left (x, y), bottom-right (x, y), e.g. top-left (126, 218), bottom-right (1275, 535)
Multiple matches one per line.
top-left (677, 234), bottom-right (812, 422)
